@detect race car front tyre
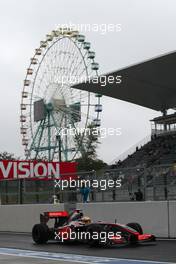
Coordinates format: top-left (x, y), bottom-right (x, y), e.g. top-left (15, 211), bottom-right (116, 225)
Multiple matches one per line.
top-left (126, 222), bottom-right (143, 234)
top-left (32, 224), bottom-right (50, 244)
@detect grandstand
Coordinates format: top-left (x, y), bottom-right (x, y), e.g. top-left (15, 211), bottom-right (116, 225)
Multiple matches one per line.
top-left (115, 133), bottom-right (176, 168)
top-left (112, 111), bottom-right (176, 168)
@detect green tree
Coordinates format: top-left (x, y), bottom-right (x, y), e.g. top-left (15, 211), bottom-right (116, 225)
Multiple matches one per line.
top-left (0, 151), bottom-right (18, 160)
top-left (74, 123), bottom-right (107, 171)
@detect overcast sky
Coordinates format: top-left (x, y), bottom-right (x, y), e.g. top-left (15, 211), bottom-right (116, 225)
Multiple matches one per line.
top-left (0, 0), bottom-right (176, 163)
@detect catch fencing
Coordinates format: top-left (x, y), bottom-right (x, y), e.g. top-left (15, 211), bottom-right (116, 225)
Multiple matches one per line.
top-left (0, 164), bottom-right (176, 204)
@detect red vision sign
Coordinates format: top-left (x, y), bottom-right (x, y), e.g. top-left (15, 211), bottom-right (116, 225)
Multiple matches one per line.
top-left (0, 160), bottom-right (77, 181)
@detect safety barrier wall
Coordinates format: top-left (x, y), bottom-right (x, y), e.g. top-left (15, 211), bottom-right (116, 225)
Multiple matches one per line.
top-left (0, 201), bottom-right (175, 237)
top-left (168, 201), bottom-right (176, 237)
top-left (77, 201), bottom-right (170, 237)
top-left (0, 204), bottom-right (64, 233)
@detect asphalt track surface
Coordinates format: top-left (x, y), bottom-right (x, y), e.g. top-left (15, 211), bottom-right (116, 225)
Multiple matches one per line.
top-left (0, 233), bottom-right (176, 263)
top-left (0, 233), bottom-right (175, 263)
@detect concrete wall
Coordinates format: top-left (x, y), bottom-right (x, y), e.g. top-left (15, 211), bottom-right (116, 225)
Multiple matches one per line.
top-left (168, 201), bottom-right (176, 237)
top-left (0, 204), bottom-right (64, 232)
top-left (78, 201), bottom-right (169, 237)
top-left (0, 201), bottom-right (175, 237)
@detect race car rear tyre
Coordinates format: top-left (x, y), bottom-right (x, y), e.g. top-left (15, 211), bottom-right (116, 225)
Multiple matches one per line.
top-left (32, 224), bottom-right (50, 244)
top-left (126, 222), bottom-right (143, 234)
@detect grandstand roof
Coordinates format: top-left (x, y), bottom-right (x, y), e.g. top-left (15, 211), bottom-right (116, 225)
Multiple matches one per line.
top-left (73, 51), bottom-right (176, 111)
top-left (151, 113), bottom-right (176, 125)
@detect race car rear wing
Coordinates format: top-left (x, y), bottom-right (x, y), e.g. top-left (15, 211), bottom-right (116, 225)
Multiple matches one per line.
top-left (40, 209), bottom-right (83, 227)
top-left (40, 211), bottom-right (69, 225)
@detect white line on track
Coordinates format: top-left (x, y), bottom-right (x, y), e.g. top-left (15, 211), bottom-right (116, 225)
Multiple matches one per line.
top-left (0, 248), bottom-right (175, 264)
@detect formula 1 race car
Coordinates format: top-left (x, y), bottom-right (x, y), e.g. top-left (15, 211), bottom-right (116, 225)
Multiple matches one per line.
top-left (32, 209), bottom-right (156, 247)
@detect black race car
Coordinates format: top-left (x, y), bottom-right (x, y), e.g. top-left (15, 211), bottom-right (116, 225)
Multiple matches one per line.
top-left (32, 209), bottom-right (156, 247)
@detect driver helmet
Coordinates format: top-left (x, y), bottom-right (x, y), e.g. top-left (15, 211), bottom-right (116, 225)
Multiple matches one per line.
top-left (81, 216), bottom-right (91, 224)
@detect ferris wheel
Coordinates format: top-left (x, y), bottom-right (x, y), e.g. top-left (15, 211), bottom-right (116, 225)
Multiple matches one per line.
top-left (20, 28), bottom-right (103, 162)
